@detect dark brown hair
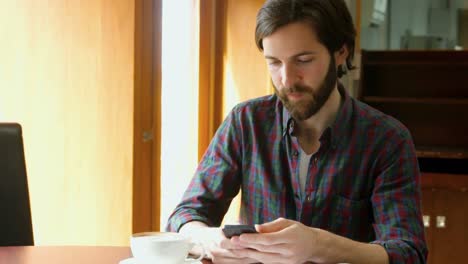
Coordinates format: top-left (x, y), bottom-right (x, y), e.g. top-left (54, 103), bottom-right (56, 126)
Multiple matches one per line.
top-left (255, 0), bottom-right (356, 77)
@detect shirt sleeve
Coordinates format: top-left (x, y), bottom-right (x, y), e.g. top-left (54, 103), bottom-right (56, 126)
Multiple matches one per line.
top-left (165, 107), bottom-right (243, 232)
top-left (370, 130), bottom-right (428, 263)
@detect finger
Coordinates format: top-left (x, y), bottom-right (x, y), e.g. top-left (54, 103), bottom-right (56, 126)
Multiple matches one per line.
top-left (226, 237), bottom-right (253, 250)
top-left (210, 256), bottom-right (259, 264)
top-left (219, 236), bottom-right (254, 250)
top-left (209, 247), bottom-right (239, 259)
top-left (219, 237), bottom-right (243, 249)
top-left (210, 248), bottom-right (259, 264)
top-left (239, 241), bottom-right (290, 255)
top-left (231, 235), bottom-right (289, 253)
top-left (257, 217), bottom-right (292, 233)
top-left (238, 228), bottom-right (292, 245)
top-left (233, 248), bottom-right (287, 264)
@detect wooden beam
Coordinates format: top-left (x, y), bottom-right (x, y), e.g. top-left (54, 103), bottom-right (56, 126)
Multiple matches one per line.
top-left (133, 0), bottom-right (161, 233)
top-left (198, 0), bottom-right (226, 160)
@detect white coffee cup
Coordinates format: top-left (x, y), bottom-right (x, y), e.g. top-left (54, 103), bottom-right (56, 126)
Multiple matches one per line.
top-left (130, 232), bottom-right (204, 264)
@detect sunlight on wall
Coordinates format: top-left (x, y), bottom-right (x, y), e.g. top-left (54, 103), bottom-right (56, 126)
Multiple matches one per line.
top-left (222, 62), bottom-right (241, 118)
top-left (0, 1), bottom-right (133, 245)
top-left (161, 0), bottom-right (200, 230)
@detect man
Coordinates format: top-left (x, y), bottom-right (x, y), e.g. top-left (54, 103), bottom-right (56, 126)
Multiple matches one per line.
top-left (167, 0), bottom-right (427, 263)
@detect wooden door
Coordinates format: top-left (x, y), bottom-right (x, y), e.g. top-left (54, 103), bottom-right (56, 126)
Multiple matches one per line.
top-left (431, 186), bottom-right (468, 263)
top-left (422, 172), bottom-right (468, 263)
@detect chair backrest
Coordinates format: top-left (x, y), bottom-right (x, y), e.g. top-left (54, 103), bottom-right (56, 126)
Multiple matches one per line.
top-left (0, 123), bottom-right (34, 246)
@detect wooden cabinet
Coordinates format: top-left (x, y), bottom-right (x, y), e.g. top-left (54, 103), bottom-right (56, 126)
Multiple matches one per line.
top-left (360, 50), bottom-right (468, 263)
top-left (421, 170), bottom-right (468, 264)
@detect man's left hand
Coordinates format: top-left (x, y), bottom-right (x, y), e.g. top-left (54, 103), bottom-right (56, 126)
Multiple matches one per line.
top-left (230, 218), bottom-right (322, 264)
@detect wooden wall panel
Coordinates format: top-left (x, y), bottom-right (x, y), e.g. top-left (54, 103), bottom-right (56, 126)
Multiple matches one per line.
top-left (0, 0), bottom-right (134, 245)
top-left (198, 0), bottom-right (224, 160)
top-left (222, 0), bottom-right (271, 116)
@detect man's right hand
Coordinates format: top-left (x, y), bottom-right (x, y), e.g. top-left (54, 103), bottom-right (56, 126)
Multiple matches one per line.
top-left (179, 221), bottom-right (259, 263)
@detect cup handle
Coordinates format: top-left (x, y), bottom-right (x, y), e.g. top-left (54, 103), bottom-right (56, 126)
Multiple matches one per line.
top-left (185, 242), bottom-right (205, 263)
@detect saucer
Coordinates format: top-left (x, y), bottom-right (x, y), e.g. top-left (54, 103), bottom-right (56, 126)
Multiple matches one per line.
top-left (119, 257), bottom-right (202, 264)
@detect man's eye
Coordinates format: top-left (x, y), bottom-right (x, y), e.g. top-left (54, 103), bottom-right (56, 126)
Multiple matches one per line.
top-left (297, 59), bottom-right (312, 64)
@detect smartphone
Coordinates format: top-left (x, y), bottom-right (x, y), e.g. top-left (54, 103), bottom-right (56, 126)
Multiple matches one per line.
top-left (222, 224), bottom-right (257, 238)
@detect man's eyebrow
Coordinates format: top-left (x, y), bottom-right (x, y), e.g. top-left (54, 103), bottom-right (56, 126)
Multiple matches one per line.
top-left (264, 51), bottom-right (318, 60)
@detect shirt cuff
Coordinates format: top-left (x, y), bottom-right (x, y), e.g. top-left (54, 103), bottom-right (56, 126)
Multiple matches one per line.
top-left (370, 239), bottom-right (424, 264)
top-left (166, 213), bottom-right (212, 232)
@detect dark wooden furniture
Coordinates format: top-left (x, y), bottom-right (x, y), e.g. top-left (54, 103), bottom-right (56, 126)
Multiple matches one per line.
top-left (360, 50), bottom-right (468, 264)
top-left (0, 123), bottom-right (34, 246)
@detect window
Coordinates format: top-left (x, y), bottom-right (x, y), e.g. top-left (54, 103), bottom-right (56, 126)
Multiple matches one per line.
top-left (160, 0), bottom-right (200, 230)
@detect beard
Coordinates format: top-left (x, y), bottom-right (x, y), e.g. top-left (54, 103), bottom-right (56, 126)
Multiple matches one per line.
top-left (274, 56), bottom-right (338, 121)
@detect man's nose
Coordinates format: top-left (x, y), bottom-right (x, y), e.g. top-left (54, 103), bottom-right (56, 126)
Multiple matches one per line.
top-left (280, 64), bottom-right (297, 89)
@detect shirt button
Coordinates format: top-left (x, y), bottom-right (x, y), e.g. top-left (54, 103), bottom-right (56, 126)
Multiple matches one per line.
top-left (306, 195), bottom-right (312, 202)
top-left (314, 157), bottom-right (318, 164)
top-left (293, 151), bottom-right (299, 157)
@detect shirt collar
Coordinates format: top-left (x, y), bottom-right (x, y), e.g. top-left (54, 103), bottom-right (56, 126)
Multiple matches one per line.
top-left (281, 101), bottom-right (293, 138)
top-left (280, 83), bottom-right (353, 148)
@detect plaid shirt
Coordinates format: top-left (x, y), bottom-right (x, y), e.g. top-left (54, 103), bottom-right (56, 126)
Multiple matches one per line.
top-left (167, 85), bottom-right (428, 263)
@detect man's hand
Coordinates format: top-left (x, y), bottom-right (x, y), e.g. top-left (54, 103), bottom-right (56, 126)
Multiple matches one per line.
top-left (231, 218), bottom-right (320, 264)
top-left (179, 221), bottom-right (259, 263)
top-left (231, 218), bottom-right (389, 264)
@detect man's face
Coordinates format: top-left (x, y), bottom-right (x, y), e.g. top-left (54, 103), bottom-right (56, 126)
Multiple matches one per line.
top-left (262, 22), bottom-right (339, 121)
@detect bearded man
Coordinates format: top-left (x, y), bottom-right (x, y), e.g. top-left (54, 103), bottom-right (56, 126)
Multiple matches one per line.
top-left (167, 1), bottom-right (427, 263)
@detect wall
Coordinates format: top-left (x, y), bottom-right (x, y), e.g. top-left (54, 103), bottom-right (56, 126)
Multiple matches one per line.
top-left (390, 0), bottom-right (431, 49)
top-left (222, 0), bottom-right (271, 117)
top-left (0, 0), bottom-right (134, 245)
top-left (361, 0), bottom-right (390, 50)
top-left (361, 0), bottom-right (466, 50)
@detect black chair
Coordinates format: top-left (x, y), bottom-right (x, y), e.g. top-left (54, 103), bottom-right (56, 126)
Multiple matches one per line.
top-left (0, 123), bottom-right (34, 246)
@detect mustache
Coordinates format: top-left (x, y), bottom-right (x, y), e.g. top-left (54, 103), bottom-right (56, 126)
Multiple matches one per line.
top-left (285, 84), bottom-right (311, 94)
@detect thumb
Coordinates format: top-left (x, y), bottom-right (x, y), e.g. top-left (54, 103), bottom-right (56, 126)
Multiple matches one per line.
top-left (257, 217), bottom-right (292, 233)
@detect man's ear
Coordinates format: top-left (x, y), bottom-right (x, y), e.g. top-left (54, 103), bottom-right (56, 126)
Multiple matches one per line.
top-left (334, 45), bottom-right (349, 66)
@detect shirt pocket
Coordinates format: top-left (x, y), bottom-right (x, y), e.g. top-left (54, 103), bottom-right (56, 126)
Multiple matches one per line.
top-left (317, 194), bottom-right (373, 242)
